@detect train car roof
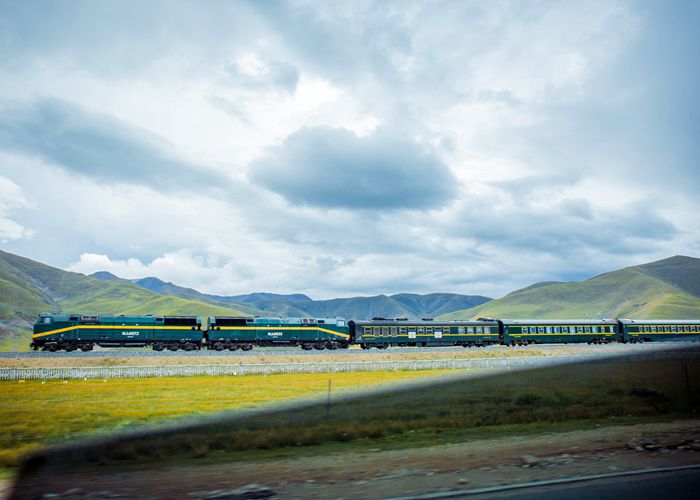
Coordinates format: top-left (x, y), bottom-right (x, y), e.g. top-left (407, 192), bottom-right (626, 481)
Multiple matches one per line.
top-left (501, 319), bottom-right (618, 325)
top-left (352, 319), bottom-right (499, 325)
top-left (618, 319), bottom-right (700, 325)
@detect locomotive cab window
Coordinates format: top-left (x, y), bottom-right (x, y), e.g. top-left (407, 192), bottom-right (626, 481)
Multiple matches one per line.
top-left (164, 317), bottom-right (197, 326)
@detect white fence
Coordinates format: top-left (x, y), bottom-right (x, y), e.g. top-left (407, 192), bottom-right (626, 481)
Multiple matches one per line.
top-left (1, 351), bottom-right (696, 380)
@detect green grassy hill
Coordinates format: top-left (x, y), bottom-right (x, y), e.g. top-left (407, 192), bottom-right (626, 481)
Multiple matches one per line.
top-left (0, 250), bottom-right (247, 350)
top-left (441, 256), bottom-right (700, 320)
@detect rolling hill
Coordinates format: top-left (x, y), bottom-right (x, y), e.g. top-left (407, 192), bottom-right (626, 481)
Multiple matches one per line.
top-left (0, 250), bottom-right (248, 350)
top-left (440, 256), bottom-right (700, 320)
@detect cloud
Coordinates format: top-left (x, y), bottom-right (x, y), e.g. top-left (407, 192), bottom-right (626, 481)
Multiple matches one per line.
top-left (226, 55), bottom-right (300, 93)
top-left (249, 126), bottom-right (457, 210)
top-left (0, 176), bottom-right (35, 242)
top-left (0, 97), bottom-right (228, 189)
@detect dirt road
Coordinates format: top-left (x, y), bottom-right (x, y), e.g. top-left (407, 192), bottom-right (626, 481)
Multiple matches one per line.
top-left (7, 419), bottom-right (700, 499)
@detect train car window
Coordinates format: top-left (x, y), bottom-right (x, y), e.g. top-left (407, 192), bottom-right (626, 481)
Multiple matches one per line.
top-left (399, 327), bottom-right (407, 335)
top-left (584, 326), bottom-right (590, 333)
top-left (561, 326), bottom-right (568, 333)
top-left (164, 317), bottom-right (197, 326)
top-left (458, 326), bottom-right (465, 334)
top-left (418, 327), bottom-right (425, 334)
top-left (545, 327), bottom-right (550, 333)
top-left (671, 326), bottom-right (677, 332)
top-left (651, 326), bottom-right (657, 332)
top-left (426, 327), bottom-right (433, 334)
top-left (216, 318), bottom-right (248, 327)
top-left (537, 327), bottom-right (544, 334)
top-left (373, 327), bottom-right (380, 336)
top-left (364, 327), bottom-right (372, 335)
top-left (467, 327), bottom-right (474, 334)
top-left (391, 327), bottom-right (398, 336)
top-left (692, 326), bottom-right (698, 332)
top-left (443, 327), bottom-right (451, 334)
top-left (528, 327), bottom-right (535, 333)
top-left (553, 326), bottom-right (560, 333)
top-left (381, 327), bottom-right (388, 336)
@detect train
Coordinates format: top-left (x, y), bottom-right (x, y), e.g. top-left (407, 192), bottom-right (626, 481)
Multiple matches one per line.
top-left (30, 313), bottom-right (700, 352)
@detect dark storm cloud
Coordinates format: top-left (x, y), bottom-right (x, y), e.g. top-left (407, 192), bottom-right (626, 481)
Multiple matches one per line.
top-left (248, 127), bottom-right (458, 210)
top-left (0, 97), bottom-right (227, 189)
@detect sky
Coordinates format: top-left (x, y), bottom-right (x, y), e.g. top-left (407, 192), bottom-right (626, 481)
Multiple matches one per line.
top-left (0, 0), bottom-right (699, 299)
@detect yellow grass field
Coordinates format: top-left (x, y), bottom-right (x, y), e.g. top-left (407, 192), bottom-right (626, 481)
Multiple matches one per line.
top-left (0, 369), bottom-right (454, 468)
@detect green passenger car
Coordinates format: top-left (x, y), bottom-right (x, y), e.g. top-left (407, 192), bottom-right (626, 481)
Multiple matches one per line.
top-left (500, 319), bottom-right (620, 345)
top-left (619, 319), bottom-right (700, 343)
top-left (31, 313), bottom-right (202, 351)
top-left (206, 316), bottom-right (350, 350)
top-left (349, 318), bottom-right (501, 348)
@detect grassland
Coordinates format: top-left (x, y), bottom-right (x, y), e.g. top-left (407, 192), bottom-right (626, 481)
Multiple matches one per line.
top-left (8, 351), bottom-right (700, 477)
top-left (0, 369), bottom-right (454, 468)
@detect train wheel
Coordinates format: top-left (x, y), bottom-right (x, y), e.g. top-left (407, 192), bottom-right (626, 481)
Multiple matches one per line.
top-left (152, 343), bottom-right (165, 351)
top-left (241, 344), bottom-right (253, 351)
top-left (167, 345), bottom-right (179, 351)
top-left (313, 343), bottom-right (325, 350)
top-left (227, 344), bottom-right (240, 351)
top-left (64, 343), bottom-right (77, 352)
top-left (47, 344), bottom-right (58, 352)
top-left (327, 343), bottom-right (338, 350)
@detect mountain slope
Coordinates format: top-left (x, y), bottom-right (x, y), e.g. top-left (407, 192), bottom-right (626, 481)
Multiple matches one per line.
top-left (129, 274), bottom-right (491, 319)
top-left (441, 256), bottom-right (700, 320)
top-left (0, 250), bottom-right (247, 349)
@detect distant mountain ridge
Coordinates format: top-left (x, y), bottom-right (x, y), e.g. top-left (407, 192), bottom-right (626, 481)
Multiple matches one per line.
top-left (440, 255), bottom-right (700, 320)
top-left (117, 275), bottom-right (492, 320)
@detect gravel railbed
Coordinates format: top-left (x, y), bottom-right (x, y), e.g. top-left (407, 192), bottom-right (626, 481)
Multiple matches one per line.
top-left (0, 342), bottom-right (685, 358)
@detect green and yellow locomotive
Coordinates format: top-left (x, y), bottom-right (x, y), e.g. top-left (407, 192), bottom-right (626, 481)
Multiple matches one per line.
top-left (206, 316), bottom-right (350, 350)
top-left (31, 313), bottom-right (202, 351)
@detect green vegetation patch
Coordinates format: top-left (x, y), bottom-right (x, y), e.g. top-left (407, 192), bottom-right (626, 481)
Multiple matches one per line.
top-left (14, 350), bottom-right (700, 474)
top-left (0, 370), bottom-right (454, 468)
